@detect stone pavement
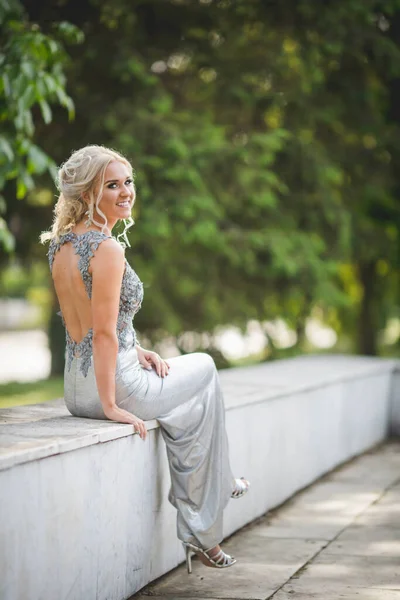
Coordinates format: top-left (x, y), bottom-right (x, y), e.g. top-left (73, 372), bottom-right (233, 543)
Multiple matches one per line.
top-left (132, 440), bottom-right (400, 600)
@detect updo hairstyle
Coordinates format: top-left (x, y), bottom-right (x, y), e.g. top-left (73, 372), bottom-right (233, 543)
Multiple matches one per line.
top-left (40, 145), bottom-right (134, 245)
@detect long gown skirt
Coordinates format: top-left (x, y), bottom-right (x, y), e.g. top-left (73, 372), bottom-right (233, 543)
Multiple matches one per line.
top-left (63, 329), bottom-right (234, 550)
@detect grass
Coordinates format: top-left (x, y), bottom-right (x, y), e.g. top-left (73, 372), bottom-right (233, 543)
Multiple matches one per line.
top-left (0, 377), bottom-right (64, 409)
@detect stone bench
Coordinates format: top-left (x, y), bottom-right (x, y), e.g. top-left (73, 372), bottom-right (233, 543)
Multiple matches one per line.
top-left (0, 354), bottom-right (399, 600)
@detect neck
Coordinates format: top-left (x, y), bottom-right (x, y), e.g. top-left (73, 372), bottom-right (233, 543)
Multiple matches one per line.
top-left (90, 223), bottom-right (113, 236)
top-left (74, 220), bottom-right (114, 237)
top-left (89, 211), bottom-right (118, 235)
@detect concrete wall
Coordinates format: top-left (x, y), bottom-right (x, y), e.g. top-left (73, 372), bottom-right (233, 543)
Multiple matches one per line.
top-left (390, 363), bottom-right (400, 436)
top-left (0, 354), bottom-right (398, 600)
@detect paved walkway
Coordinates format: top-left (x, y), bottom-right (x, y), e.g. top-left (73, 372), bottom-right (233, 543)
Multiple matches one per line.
top-left (133, 440), bottom-right (400, 600)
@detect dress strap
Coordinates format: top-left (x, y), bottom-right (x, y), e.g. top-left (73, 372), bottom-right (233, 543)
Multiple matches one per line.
top-left (48, 231), bottom-right (112, 298)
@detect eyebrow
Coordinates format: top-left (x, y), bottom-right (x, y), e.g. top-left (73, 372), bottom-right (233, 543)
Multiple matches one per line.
top-left (105, 177), bottom-right (132, 184)
top-left (104, 177), bottom-right (132, 184)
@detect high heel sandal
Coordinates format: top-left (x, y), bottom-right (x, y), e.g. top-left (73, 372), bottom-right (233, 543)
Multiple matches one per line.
top-left (231, 477), bottom-right (250, 499)
top-left (183, 542), bottom-right (236, 574)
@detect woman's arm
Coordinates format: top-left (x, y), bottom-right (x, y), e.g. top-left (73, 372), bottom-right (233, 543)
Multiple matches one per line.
top-left (90, 240), bottom-right (147, 440)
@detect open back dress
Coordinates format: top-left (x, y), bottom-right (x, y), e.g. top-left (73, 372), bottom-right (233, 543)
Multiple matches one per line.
top-left (48, 230), bottom-right (233, 550)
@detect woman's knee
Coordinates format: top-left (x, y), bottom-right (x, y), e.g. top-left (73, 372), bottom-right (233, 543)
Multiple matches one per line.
top-left (196, 352), bottom-right (216, 375)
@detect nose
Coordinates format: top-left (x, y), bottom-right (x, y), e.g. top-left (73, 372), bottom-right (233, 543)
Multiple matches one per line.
top-left (120, 185), bottom-right (131, 198)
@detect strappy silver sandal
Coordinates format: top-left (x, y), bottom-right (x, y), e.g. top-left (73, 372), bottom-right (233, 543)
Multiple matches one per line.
top-left (183, 542), bottom-right (236, 574)
top-left (231, 477), bottom-right (250, 499)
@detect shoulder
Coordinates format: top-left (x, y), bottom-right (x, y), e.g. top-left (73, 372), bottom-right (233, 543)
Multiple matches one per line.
top-left (90, 236), bottom-right (126, 274)
top-left (94, 235), bottom-right (124, 256)
top-left (81, 230), bottom-right (124, 258)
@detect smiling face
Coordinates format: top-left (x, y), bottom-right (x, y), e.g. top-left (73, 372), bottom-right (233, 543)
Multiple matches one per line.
top-left (93, 160), bottom-right (135, 229)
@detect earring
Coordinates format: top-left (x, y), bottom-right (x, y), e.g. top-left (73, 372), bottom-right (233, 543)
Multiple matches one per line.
top-left (85, 204), bottom-right (93, 228)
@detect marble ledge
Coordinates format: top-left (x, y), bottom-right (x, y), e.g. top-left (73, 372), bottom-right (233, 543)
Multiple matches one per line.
top-left (0, 354), bottom-right (398, 472)
top-left (219, 356), bottom-right (399, 411)
top-left (0, 409), bottom-right (159, 471)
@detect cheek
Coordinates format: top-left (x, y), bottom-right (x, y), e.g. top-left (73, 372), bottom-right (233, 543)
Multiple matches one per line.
top-left (99, 189), bottom-right (118, 206)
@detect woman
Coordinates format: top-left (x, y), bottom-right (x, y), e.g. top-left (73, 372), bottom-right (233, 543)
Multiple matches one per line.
top-left (41, 145), bottom-right (249, 573)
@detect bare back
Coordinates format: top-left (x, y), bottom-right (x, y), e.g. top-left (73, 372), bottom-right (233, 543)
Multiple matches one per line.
top-left (49, 229), bottom-right (115, 344)
top-left (52, 241), bottom-right (96, 344)
top-left (48, 229), bottom-right (144, 377)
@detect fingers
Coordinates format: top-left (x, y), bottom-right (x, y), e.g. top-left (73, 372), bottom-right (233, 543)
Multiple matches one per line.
top-left (160, 358), bottom-right (169, 378)
top-left (150, 354), bottom-right (170, 378)
top-left (133, 418), bottom-right (147, 441)
top-left (140, 359), bottom-right (152, 371)
top-left (154, 354), bottom-right (162, 377)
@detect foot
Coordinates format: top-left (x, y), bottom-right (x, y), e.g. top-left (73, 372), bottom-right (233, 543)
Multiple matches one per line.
top-left (184, 542), bottom-right (236, 571)
top-left (207, 545), bottom-right (222, 560)
top-left (201, 544), bottom-right (236, 568)
top-left (231, 477), bottom-right (250, 499)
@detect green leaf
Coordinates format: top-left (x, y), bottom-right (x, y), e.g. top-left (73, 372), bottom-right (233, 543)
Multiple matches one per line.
top-left (2, 73), bottom-right (11, 97)
top-left (39, 99), bottom-right (52, 124)
top-left (0, 137), bottom-right (14, 162)
top-left (19, 84), bottom-right (37, 111)
top-left (56, 21), bottom-right (85, 44)
top-left (16, 171), bottom-right (34, 199)
top-left (0, 218), bottom-right (15, 252)
top-left (20, 62), bottom-right (35, 79)
top-left (27, 144), bottom-right (49, 174)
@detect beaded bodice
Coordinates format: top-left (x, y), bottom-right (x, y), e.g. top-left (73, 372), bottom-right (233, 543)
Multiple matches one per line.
top-left (48, 230), bottom-right (143, 377)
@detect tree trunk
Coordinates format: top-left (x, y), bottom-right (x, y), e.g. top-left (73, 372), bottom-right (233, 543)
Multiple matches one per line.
top-left (295, 320), bottom-right (307, 350)
top-left (357, 260), bottom-right (378, 356)
top-left (48, 288), bottom-right (65, 377)
top-left (295, 289), bottom-right (312, 351)
top-left (263, 331), bottom-right (279, 361)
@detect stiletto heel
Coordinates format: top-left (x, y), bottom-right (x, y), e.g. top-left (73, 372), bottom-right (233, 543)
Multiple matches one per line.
top-left (182, 542), bottom-right (236, 572)
top-left (184, 544), bottom-right (192, 574)
top-left (231, 477), bottom-right (250, 499)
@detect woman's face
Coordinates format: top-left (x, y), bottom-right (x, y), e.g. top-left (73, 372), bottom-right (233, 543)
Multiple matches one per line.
top-left (94, 160), bottom-right (135, 226)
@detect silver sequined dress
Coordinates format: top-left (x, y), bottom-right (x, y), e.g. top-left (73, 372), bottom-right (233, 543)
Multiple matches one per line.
top-left (48, 230), bottom-right (233, 549)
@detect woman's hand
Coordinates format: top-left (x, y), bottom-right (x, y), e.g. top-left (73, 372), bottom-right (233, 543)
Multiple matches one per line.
top-left (136, 346), bottom-right (170, 378)
top-left (103, 405), bottom-right (147, 440)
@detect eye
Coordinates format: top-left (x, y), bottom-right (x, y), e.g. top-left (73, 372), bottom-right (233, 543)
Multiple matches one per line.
top-left (107, 179), bottom-right (133, 189)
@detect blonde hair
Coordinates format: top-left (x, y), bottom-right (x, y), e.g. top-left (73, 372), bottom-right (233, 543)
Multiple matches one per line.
top-left (40, 145), bottom-right (135, 246)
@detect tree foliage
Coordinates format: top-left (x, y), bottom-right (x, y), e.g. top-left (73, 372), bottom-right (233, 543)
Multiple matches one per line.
top-left (0, 0), bottom-right (81, 251)
top-left (3, 0), bottom-right (400, 368)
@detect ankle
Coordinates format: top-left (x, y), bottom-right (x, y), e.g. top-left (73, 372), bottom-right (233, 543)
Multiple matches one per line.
top-left (207, 545), bottom-right (221, 558)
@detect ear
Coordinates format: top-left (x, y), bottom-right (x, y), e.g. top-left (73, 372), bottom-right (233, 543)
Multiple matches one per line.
top-left (82, 191), bottom-right (90, 205)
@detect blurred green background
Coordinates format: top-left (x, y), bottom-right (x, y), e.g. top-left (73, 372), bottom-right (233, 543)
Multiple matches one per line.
top-left (1, 0), bottom-right (399, 407)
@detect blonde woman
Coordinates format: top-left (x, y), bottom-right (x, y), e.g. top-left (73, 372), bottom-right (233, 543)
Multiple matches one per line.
top-left (41, 145), bottom-right (250, 573)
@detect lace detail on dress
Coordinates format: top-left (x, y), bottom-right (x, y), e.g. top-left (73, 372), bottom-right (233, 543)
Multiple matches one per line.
top-left (49, 230), bottom-right (144, 377)
top-left (66, 328), bottom-right (94, 377)
top-left (49, 230), bottom-right (111, 298)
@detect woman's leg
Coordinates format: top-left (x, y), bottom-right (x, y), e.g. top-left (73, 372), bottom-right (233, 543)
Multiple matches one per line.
top-left (118, 351), bottom-right (234, 549)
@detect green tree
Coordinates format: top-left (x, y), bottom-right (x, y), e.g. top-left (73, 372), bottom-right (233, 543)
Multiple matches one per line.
top-left (7, 0), bottom-right (400, 370)
top-left (0, 0), bottom-right (81, 251)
